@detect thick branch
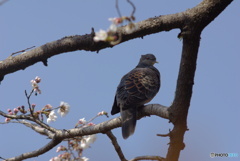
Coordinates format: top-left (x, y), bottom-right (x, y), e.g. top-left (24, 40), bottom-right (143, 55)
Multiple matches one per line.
top-left (53, 104), bottom-right (168, 139)
top-left (166, 33), bottom-right (201, 161)
top-left (166, 0), bottom-right (233, 161)
top-left (0, 12), bottom-right (186, 82)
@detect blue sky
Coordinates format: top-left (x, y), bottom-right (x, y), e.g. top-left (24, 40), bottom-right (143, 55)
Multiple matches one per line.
top-left (0, 0), bottom-right (239, 161)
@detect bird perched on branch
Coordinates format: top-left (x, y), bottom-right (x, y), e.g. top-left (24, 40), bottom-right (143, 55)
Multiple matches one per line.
top-left (111, 54), bottom-right (160, 139)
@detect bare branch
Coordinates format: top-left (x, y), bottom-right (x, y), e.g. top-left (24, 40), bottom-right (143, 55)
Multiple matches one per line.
top-left (165, 0), bottom-right (234, 161)
top-left (25, 89), bottom-right (35, 117)
top-left (129, 156), bottom-right (165, 161)
top-left (138, 104), bottom-right (169, 119)
top-left (10, 120), bottom-right (54, 138)
top-left (10, 46), bottom-right (35, 56)
top-left (116, 0), bottom-right (122, 18)
top-left (126, 0), bottom-right (136, 18)
top-left (0, 156), bottom-right (7, 160)
top-left (106, 131), bottom-right (127, 161)
top-left (5, 137), bottom-right (62, 161)
top-left (0, 12), bottom-right (186, 82)
top-left (157, 133), bottom-right (170, 137)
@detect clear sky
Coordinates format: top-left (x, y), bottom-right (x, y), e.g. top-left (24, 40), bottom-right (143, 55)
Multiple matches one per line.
top-left (0, 0), bottom-right (239, 161)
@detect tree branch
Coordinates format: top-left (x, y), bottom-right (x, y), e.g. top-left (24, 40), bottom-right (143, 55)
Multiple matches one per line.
top-left (10, 120), bottom-right (54, 138)
top-left (129, 155), bottom-right (165, 161)
top-left (0, 104), bottom-right (168, 138)
top-left (166, 0), bottom-right (233, 161)
top-left (5, 137), bottom-right (62, 161)
top-left (0, 104), bottom-right (168, 160)
top-left (62, 104), bottom-right (168, 138)
top-left (0, 11), bottom-right (186, 82)
top-left (0, 110), bottom-right (57, 133)
top-left (106, 131), bottom-right (127, 161)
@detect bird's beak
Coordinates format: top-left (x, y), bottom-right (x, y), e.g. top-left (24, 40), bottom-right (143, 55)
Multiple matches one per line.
top-left (155, 61), bottom-right (159, 64)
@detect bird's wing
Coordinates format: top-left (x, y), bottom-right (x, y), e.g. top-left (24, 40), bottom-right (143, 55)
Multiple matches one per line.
top-left (117, 67), bottom-right (160, 108)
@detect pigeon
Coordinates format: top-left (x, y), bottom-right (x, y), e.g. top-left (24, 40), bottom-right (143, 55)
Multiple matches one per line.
top-left (111, 54), bottom-right (160, 139)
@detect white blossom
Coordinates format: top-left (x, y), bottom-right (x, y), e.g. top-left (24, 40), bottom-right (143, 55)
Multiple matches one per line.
top-left (93, 29), bottom-right (108, 42)
top-left (49, 156), bottom-right (61, 161)
top-left (81, 157), bottom-right (89, 161)
top-left (108, 17), bottom-right (122, 25)
top-left (80, 134), bottom-right (97, 149)
top-left (109, 24), bottom-right (117, 32)
top-left (58, 101), bottom-right (70, 117)
top-left (78, 117), bottom-right (87, 124)
top-left (47, 110), bottom-right (57, 124)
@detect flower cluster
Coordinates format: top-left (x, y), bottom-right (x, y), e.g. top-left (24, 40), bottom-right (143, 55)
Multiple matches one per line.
top-left (93, 16), bottom-right (137, 45)
top-left (50, 155), bottom-right (89, 161)
top-left (50, 134), bottom-right (96, 161)
top-left (3, 76), bottom-right (106, 161)
top-left (4, 101), bottom-right (70, 124)
top-left (44, 101), bottom-right (70, 124)
top-left (30, 76), bottom-right (41, 94)
top-left (4, 77), bottom-right (71, 124)
top-left (50, 111), bottom-right (109, 161)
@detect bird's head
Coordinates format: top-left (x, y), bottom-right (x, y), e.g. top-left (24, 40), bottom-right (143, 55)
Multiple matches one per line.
top-left (138, 54), bottom-right (158, 67)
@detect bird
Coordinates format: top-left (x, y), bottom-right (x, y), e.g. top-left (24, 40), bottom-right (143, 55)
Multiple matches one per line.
top-left (111, 54), bottom-right (160, 139)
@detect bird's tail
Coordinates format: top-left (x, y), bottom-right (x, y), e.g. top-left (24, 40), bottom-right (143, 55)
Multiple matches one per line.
top-left (120, 107), bottom-right (137, 139)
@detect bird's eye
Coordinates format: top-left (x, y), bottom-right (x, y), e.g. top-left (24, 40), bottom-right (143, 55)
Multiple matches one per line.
top-left (146, 57), bottom-right (149, 60)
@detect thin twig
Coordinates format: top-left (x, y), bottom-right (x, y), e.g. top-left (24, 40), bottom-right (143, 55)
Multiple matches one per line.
top-left (126, 0), bottom-right (136, 18)
top-left (25, 89), bottom-right (35, 117)
top-left (0, 110), bottom-right (57, 133)
top-left (157, 133), bottom-right (170, 137)
top-left (106, 131), bottom-right (127, 161)
top-left (116, 0), bottom-right (122, 17)
top-left (10, 46), bottom-right (35, 56)
top-left (157, 129), bottom-right (171, 137)
top-left (0, 156), bottom-right (7, 160)
top-left (67, 140), bottom-right (78, 160)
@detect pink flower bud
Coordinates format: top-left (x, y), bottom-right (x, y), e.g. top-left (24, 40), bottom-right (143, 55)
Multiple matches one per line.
top-left (5, 118), bottom-right (11, 122)
top-left (13, 108), bottom-right (19, 114)
top-left (45, 104), bottom-right (53, 109)
top-left (88, 122), bottom-right (95, 126)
